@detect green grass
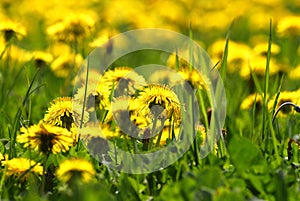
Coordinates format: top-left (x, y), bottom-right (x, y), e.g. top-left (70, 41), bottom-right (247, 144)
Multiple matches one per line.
top-left (1, 3), bottom-right (300, 201)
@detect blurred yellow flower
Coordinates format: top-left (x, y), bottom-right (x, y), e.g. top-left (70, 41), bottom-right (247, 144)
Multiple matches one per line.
top-left (240, 93), bottom-right (264, 110)
top-left (277, 15), bottom-right (300, 36)
top-left (288, 65), bottom-right (300, 80)
top-left (50, 53), bottom-right (82, 78)
top-left (30, 51), bottom-right (53, 68)
top-left (56, 158), bottom-right (95, 183)
top-left (1, 158), bottom-right (43, 180)
top-left (46, 13), bottom-right (95, 43)
top-left (18, 122), bottom-right (75, 154)
top-left (239, 56), bottom-right (283, 79)
top-left (196, 124), bottom-right (207, 146)
top-left (253, 42), bottom-right (280, 56)
top-left (209, 39), bottom-right (252, 73)
top-left (269, 89), bottom-right (300, 114)
top-left (89, 28), bottom-right (119, 48)
top-left (178, 68), bottom-right (208, 90)
top-left (0, 19), bottom-right (26, 42)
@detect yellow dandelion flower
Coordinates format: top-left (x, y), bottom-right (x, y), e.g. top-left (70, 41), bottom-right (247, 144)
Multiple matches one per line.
top-left (240, 93), bottom-right (264, 110)
top-left (56, 158), bottom-right (95, 183)
top-left (30, 51), bottom-right (53, 68)
top-left (50, 53), bottom-right (82, 78)
top-left (99, 123), bottom-right (120, 139)
top-left (17, 122), bottom-right (75, 154)
top-left (109, 96), bottom-right (150, 136)
top-left (44, 97), bottom-right (89, 129)
top-left (148, 68), bottom-right (183, 87)
top-left (178, 68), bottom-right (208, 90)
top-left (277, 15), bottom-right (300, 36)
top-left (196, 124), bottom-right (207, 146)
top-left (153, 124), bottom-right (180, 146)
top-left (130, 84), bottom-right (181, 123)
top-left (166, 52), bottom-right (189, 70)
top-left (1, 158), bottom-right (43, 180)
top-left (0, 153), bottom-right (5, 161)
top-left (253, 42), bottom-right (280, 57)
top-left (0, 19), bottom-right (26, 42)
top-left (78, 126), bottom-right (110, 155)
top-left (209, 39), bottom-right (251, 73)
top-left (98, 67), bottom-right (146, 96)
top-left (46, 13), bottom-right (95, 43)
top-left (239, 56), bottom-right (282, 79)
top-left (289, 65), bottom-right (300, 80)
top-left (96, 67), bottom-right (146, 111)
top-left (269, 89), bottom-right (300, 115)
top-left (89, 28), bottom-right (119, 48)
top-left (74, 81), bottom-right (110, 112)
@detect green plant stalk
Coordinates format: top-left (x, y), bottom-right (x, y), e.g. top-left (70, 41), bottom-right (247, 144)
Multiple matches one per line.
top-left (190, 91), bottom-right (199, 166)
top-left (251, 95), bottom-right (257, 142)
top-left (0, 165), bottom-right (7, 198)
top-left (148, 115), bottom-right (159, 150)
top-left (268, 117), bottom-right (280, 164)
top-left (76, 56), bottom-right (90, 152)
top-left (9, 69), bottom-right (41, 158)
top-left (40, 155), bottom-right (48, 195)
top-left (262, 20), bottom-right (272, 142)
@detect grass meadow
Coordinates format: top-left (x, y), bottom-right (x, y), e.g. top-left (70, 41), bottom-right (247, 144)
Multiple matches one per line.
top-left (0, 0), bottom-right (300, 200)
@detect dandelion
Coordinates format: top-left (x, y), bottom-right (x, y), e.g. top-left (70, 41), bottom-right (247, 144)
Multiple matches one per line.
top-left (44, 97), bottom-right (89, 129)
top-left (97, 67), bottom-right (146, 97)
top-left (17, 122), bottom-right (75, 154)
top-left (153, 123), bottom-right (180, 146)
top-left (177, 68), bottom-right (208, 90)
top-left (1, 158), bottom-right (43, 180)
top-left (74, 81), bottom-right (110, 112)
top-left (30, 51), bottom-right (53, 68)
top-left (253, 42), bottom-right (280, 57)
top-left (209, 39), bottom-right (251, 73)
top-left (79, 126), bottom-right (110, 156)
top-left (50, 53), bottom-right (82, 78)
top-left (196, 124), bottom-right (207, 146)
top-left (89, 28), bottom-right (119, 48)
top-left (55, 158), bottom-right (95, 183)
top-left (0, 153), bottom-right (5, 161)
top-left (130, 84), bottom-right (181, 123)
top-left (0, 19), bottom-right (26, 42)
top-left (46, 13), bottom-right (95, 43)
top-left (239, 56), bottom-right (283, 79)
top-left (240, 93), bottom-right (264, 110)
top-left (268, 89), bottom-right (300, 114)
top-left (109, 96), bottom-right (150, 137)
top-left (288, 65), bottom-right (300, 80)
top-left (277, 15), bottom-right (300, 36)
